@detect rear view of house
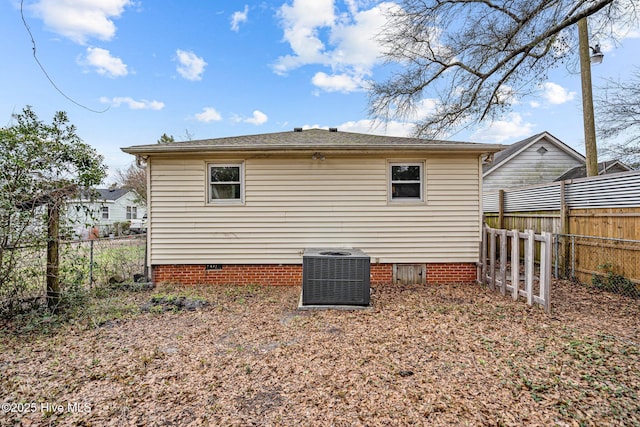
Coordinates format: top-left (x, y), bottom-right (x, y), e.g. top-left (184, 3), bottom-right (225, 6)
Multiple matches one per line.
top-left (122, 128), bottom-right (501, 286)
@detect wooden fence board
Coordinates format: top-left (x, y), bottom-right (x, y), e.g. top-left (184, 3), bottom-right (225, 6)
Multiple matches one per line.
top-left (481, 226), bottom-right (551, 312)
top-left (485, 183), bottom-right (640, 285)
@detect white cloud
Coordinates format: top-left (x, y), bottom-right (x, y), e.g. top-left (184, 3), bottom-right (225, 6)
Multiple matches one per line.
top-left (81, 47), bottom-right (128, 77)
top-left (495, 85), bottom-right (519, 106)
top-left (411, 98), bottom-right (439, 120)
top-left (335, 119), bottom-right (416, 137)
top-left (541, 82), bottom-right (576, 105)
top-left (175, 49), bottom-right (207, 81)
top-left (231, 5), bottom-right (249, 32)
top-left (471, 113), bottom-right (534, 143)
top-left (311, 72), bottom-right (362, 93)
top-left (273, 0), bottom-right (335, 74)
top-left (31, 0), bottom-right (131, 44)
top-left (273, 0), bottom-right (395, 92)
top-left (329, 3), bottom-right (392, 71)
top-left (244, 110), bottom-right (268, 125)
top-left (100, 96), bottom-right (165, 110)
top-left (195, 107), bottom-right (222, 123)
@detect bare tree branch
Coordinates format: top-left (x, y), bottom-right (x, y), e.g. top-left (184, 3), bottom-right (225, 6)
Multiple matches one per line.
top-left (369, 0), bottom-right (637, 138)
top-left (116, 163), bottom-right (147, 205)
top-left (596, 68), bottom-right (640, 167)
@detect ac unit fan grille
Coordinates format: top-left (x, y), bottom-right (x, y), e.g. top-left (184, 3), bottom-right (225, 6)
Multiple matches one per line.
top-left (302, 249), bottom-right (370, 306)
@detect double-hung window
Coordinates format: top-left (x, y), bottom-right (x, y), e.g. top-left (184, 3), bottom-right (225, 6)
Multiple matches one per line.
top-left (208, 163), bottom-right (244, 203)
top-left (101, 206), bottom-right (110, 220)
top-left (389, 162), bottom-right (424, 202)
top-left (126, 206), bottom-right (137, 219)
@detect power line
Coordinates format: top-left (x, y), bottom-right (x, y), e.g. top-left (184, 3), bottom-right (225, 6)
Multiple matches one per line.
top-left (20, 0), bottom-right (109, 114)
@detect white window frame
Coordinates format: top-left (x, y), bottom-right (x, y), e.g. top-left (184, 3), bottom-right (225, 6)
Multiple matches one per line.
top-left (101, 206), bottom-right (110, 220)
top-left (207, 162), bottom-right (245, 204)
top-left (388, 161), bottom-right (425, 203)
top-left (126, 206), bottom-right (137, 220)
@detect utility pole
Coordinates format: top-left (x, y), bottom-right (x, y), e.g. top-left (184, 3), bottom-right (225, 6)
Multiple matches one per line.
top-left (578, 17), bottom-right (599, 177)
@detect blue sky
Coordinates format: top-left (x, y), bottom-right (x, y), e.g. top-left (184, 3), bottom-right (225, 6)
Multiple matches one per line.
top-left (2, 0), bottom-right (639, 183)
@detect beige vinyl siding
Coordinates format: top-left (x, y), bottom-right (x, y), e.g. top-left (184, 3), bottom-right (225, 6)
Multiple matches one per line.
top-left (149, 154), bottom-right (481, 265)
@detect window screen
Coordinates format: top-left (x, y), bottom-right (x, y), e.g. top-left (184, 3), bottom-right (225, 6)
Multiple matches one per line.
top-left (390, 163), bottom-right (423, 201)
top-left (208, 163), bottom-right (243, 203)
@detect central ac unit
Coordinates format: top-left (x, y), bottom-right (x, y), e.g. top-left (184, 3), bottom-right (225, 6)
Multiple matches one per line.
top-left (302, 248), bottom-right (370, 306)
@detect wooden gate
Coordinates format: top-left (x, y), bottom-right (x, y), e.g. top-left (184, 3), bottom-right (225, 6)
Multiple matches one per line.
top-left (480, 226), bottom-right (552, 313)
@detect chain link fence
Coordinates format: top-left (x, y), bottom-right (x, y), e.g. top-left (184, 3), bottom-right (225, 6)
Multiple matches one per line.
top-left (554, 234), bottom-right (640, 299)
top-left (0, 235), bottom-right (147, 314)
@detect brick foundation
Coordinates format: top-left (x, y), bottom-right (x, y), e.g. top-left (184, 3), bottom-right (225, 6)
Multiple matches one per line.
top-left (152, 264), bottom-right (302, 286)
top-left (152, 262), bottom-right (476, 286)
top-left (426, 263), bottom-right (477, 285)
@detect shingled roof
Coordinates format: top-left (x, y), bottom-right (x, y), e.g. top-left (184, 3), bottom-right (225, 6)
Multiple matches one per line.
top-left (483, 131), bottom-right (585, 175)
top-left (122, 128), bottom-right (502, 155)
top-left (554, 160), bottom-right (634, 181)
top-left (78, 188), bottom-right (132, 202)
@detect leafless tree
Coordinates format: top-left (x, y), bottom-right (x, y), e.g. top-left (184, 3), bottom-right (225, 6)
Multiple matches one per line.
top-left (369, 0), bottom-right (639, 138)
top-left (116, 163), bottom-right (147, 205)
top-left (596, 69), bottom-right (640, 168)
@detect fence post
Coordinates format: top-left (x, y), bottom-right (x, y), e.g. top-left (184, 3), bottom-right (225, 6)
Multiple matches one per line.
top-left (481, 225), bottom-right (488, 285)
top-left (144, 235), bottom-right (149, 282)
top-left (499, 229), bottom-right (507, 295)
top-left (559, 181), bottom-right (570, 278)
top-left (498, 189), bottom-right (505, 229)
top-left (511, 229), bottom-right (519, 300)
top-left (541, 232), bottom-right (552, 313)
top-left (571, 235), bottom-right (576, 281)
top-left (46, 200), bottom-right (61, 311)
top-left (489, 228), bottom-right (497, 290)
top-left (89, 239), bottom-right (94, 288)
top-left (525, 229), bottom-right (535, 306)
top-left (554, 234), bottom-right (559, 279)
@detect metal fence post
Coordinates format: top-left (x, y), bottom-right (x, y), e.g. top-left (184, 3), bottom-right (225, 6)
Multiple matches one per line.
top-left (554, 234), bottom-right (558, 279)
top-left (144, 235), bottom-right (149, 282)
top-left (571, 235), bottom-right (575, 281)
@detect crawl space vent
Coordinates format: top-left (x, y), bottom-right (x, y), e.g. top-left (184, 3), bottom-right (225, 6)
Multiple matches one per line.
top-left (302, 248), bottom-right (370, 306)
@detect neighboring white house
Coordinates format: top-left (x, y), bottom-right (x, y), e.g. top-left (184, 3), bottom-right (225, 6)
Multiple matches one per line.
top-left (483, 132), bottom-right (585, 193)
top-left (122, 128), bottom-right (502, 286)
top-left (67, 188), bottom-right (146, 237)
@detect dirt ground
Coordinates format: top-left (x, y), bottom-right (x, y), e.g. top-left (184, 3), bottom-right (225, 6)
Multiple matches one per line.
top-left (1, 280), bottom-right (639, 426)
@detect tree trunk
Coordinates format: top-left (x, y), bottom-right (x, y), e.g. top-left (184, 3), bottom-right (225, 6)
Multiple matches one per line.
top-left (47, 201), bottom-right (60, 311)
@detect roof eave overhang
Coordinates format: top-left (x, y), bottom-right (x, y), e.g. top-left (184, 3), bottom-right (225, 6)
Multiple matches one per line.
top-left (122, 144), bottom-right (504, 156)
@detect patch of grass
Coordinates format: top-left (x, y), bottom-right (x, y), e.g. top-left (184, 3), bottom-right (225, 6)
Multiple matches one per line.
top-left (141, 292), bottom-right (210, 313)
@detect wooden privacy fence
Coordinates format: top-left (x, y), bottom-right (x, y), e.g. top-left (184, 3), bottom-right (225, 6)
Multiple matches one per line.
top-left (484, 171), bottom-right (640, 285)
top-left (480, 225), bottom-right (552, 313)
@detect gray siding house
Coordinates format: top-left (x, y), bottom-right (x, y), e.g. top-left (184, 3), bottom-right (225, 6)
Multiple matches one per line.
top-left (483, 132), bottom-right (585, 193)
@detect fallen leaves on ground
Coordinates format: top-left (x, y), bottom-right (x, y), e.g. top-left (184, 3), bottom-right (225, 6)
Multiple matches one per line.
top-left (1, 280), bottom-right (639, 426)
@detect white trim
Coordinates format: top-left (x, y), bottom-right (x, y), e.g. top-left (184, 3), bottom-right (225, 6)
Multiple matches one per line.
top-left (126, 205), bottom-right (138, 219)
top-left (207, 162), bottom-right (245, 204)
top-left (387, 161), bottom-right (425, 203)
